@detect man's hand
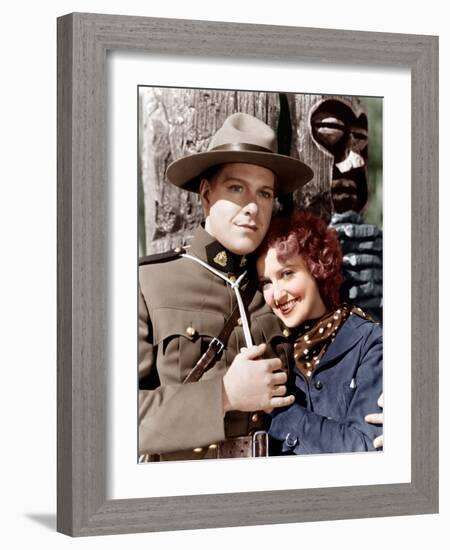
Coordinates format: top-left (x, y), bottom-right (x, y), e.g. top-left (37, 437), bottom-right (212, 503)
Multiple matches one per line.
top-left (365, 393), bottom-right (384, 449)
top-left (222, 343), bottom-right (294, 413)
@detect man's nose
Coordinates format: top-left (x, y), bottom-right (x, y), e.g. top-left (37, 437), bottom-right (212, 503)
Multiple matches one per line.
top-left (243, 201), bottom-right (258, 216)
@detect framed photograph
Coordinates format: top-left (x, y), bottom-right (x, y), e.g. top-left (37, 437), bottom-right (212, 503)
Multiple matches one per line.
top-left (136, 85), bottom-right (384, 463)
top-left (57, 13), bottom-right (438, 536)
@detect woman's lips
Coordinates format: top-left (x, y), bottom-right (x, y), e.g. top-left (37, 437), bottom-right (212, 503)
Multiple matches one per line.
top-left (277, 299), bottom-right (297, 315)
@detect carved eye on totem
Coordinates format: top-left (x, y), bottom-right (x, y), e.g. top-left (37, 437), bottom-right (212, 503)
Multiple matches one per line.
top-left (347, 126), bottom-right (368, 154)
top-left (312, 114), bottom-right (346, 148)
top-left (312, 113), bottom-right (368, 157)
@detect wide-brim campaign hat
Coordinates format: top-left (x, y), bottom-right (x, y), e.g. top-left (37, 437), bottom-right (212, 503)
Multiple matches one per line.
top-left (166, 112), bottom-right (314, 196)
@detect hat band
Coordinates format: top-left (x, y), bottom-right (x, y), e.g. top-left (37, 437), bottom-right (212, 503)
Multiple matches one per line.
top-left (209, 142), bottom-right (274, 154)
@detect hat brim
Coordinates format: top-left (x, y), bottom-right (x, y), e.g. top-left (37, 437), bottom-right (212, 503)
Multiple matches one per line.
top-left (166, 150), bottom-right (314, 196)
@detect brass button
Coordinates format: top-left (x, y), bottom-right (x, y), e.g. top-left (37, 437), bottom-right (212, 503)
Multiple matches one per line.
top-left (208, 443), bottom-right (218, 450)
top-left (193, 447), bottom-right (203, 453)
top-left (186, 326), bottom-right (196, 337)
top-left (237, 318), bottom-right (242, 326)
top-left (283, 328), bottom-right (290, 337)
top-left (228, 275), bottom-right (237, 283)
top-left (174, 247), bottom-right (182, 253)
top-left (251, 413), bottom-right (259, 423)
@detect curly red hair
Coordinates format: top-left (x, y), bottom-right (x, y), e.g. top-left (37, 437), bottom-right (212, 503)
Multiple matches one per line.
top-left (260, 210), bottom-right (344, 310)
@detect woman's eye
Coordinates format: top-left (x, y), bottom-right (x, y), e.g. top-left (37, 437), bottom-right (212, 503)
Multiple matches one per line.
top-left (260, 280), bottom-right (271, 291)
top-left (282, 270), bottom-right (294, 279)
top-left (259, 190), bottom-right (273, 200)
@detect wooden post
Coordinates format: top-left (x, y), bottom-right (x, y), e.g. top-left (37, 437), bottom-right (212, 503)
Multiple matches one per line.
top-left (139, 88), bottom-right (368, 253)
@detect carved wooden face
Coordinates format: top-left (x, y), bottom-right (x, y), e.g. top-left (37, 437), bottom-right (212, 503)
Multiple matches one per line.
top-left (310, 98), bottom-right (368, 213)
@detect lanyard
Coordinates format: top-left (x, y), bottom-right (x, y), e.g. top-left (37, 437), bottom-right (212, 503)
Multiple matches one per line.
top-left (181, 253), bottom-right (253, 348)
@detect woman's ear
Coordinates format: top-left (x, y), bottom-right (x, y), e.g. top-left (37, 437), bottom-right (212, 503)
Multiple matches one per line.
top-left (199, 179), bottom-right (211, 212)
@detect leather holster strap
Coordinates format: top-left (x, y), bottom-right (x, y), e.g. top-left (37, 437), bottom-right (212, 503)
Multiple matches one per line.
top-left (183, 275), bottom-right (259, 384)
top-left (183, 338), bottom-right (224, 384)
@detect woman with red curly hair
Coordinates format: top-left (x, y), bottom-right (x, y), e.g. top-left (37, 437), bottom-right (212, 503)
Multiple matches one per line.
top-left (256, 210), bottom-right (383, 455)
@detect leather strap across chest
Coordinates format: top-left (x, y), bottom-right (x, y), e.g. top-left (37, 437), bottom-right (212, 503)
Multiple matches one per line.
top-left (182, 260), bottom-right (258, 384)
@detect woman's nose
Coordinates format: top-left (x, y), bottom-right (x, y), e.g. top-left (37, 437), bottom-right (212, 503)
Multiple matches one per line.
top-left (274, 285), bottom-right (287, 304)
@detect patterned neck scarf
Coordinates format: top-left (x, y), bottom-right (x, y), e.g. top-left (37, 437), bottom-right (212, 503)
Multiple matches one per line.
top-left (292, 304), bottom-right (370, 382)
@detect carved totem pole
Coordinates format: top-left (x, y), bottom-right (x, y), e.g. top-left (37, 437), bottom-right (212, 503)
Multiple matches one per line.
top-left (288, 93), bottom-right (382, 320)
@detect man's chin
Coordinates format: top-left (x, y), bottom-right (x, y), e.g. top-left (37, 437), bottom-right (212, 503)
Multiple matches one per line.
top-left (226, 239), bottom-right (260, 256)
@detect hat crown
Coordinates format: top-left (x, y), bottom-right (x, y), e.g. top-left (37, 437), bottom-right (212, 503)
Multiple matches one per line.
top-left (209, 113), bottom-right (277, 153)
top-left (165, 111), bottom-right (314, 195)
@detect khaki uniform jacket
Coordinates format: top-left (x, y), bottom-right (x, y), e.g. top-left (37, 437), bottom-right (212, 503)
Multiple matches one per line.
top-left (139, 226), bottom-right (289, 460)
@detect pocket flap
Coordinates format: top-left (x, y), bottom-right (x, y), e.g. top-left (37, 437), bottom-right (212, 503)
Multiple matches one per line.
top-left (152, 308), bottom-right (225, 344)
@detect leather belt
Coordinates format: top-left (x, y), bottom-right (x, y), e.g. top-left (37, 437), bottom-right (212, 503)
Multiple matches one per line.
top-left (217, 432), bottom-right (268, 459)
top-left (139, 431), bottom-right (269, 462)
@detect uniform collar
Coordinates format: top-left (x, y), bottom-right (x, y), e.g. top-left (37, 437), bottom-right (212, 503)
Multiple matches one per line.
top-left (188, 225), bottom-right (251, 275)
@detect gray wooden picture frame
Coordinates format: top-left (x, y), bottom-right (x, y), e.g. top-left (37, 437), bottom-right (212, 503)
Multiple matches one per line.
top-left (57, 12), bottom-right (439, 537)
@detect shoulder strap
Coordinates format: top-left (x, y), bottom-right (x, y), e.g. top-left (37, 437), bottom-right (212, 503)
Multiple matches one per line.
top-left (139, 247), bottom-right (185, 266)
top-left (183, 275), bottom-right (259, 384)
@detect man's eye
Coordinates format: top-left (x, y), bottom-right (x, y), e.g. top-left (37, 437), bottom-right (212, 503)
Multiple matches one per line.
top-left (229, 184), bottom-right (243, 193)
top-left (259, 190), bottom-right (274, 200)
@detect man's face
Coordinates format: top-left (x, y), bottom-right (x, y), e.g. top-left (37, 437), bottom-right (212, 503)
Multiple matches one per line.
top-left (200, 163), bottom-right (275, 255)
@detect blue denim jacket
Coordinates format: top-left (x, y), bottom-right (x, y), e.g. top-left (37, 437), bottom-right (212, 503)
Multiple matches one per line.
top-left (269, 313), bottom-right (383, 454)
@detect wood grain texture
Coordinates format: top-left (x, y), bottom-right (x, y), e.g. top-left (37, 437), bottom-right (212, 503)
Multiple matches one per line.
top-left (410, 34), bottom-right (439, 506)
top-left (57, 12), bottom-right (439, 536)
top-left (139, 87), bottom-right (280, 254)
top-left (57, 13), bottom-right (74, 535)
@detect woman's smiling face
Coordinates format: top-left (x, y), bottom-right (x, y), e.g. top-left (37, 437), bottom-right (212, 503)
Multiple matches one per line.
top-left (257, 247), bottom-right (327, 328)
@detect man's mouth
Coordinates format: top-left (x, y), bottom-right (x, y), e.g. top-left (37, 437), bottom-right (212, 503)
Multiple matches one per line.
top-left (277, 299), bottom-right (298, 315)
top-left (235, 223), bottom-right (257, 232)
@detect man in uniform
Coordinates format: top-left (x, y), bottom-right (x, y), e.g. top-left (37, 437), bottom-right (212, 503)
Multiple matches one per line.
top-left (138, 112), bottom-right (314, 461)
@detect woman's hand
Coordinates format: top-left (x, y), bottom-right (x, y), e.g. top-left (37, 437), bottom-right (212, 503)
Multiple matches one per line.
top-left (365, 393), bottom-right (384, 449)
